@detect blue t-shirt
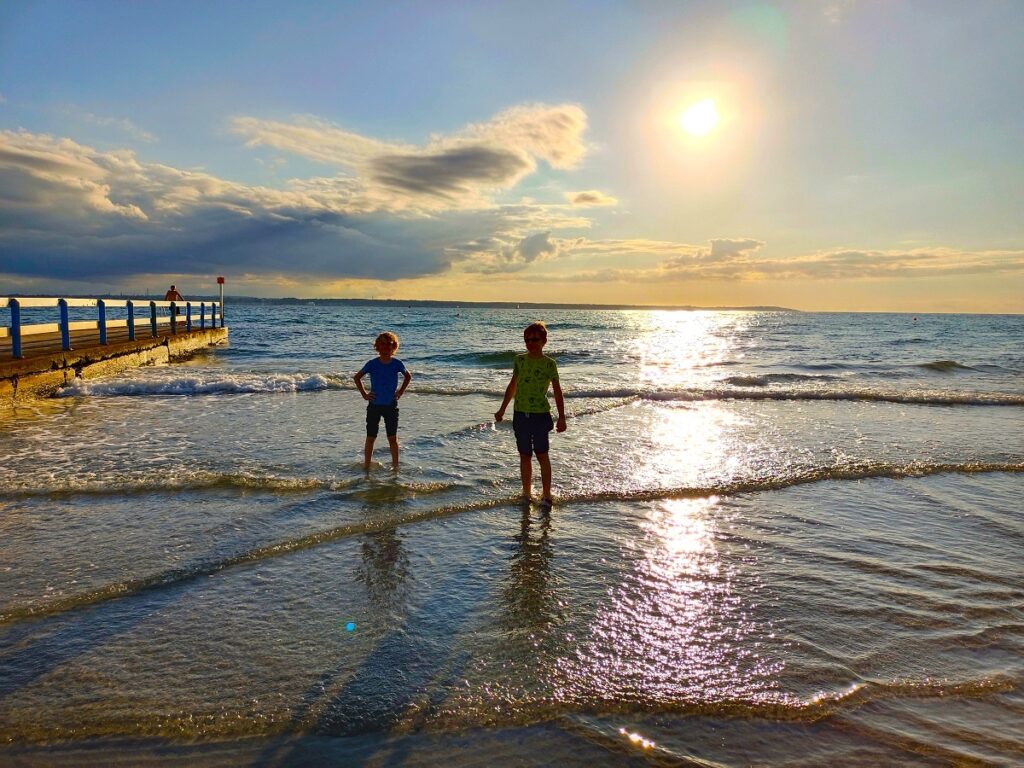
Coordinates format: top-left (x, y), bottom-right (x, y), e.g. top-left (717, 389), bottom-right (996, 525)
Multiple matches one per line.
top-left (359, 357), bottom-right (407, 405)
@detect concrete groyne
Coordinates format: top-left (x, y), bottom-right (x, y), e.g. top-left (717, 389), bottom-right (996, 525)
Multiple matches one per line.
top-left (2, 295), bottom-right (228, 404)
top-left (0, 328), bottom-right (228, 403)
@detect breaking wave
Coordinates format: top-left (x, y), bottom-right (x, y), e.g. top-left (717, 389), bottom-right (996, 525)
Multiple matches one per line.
top-left (55, 371), bottom-right (1024, 406)
top-left (57, 372), bottom-right (351, 397)
top-left (721, 373), bottom-right (837, 387)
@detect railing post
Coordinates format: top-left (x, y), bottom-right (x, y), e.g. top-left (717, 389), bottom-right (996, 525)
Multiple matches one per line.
top-left (200, 302), bottom-right (206, 329)
top-left (10, 299), bottom-right (23, 359)
top-left (59, 298), bottom-right (72, 351)
top-left (169, 302), bottom-right (177, 334)
top-left (127, 300), bottom-right (136, 341)
top-left (185, 302), bottom-right (192, 332)
top-left (98, 300), bottom-right (108, 345)
top-left (218, 276), bottom-right (225, 327)
top-left (150, 301), bottom-right (158, 338)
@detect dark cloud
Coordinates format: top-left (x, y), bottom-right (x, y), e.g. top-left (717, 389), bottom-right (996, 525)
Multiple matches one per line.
top-left (0, 130), bottom-right (462, 284)
top-left (369, 145), bottom-right (531, 199)
top-left (0, 208), bottom-right (447, 283)
top-left (454, 231), bottom-right (559, 273)
top-left (568, 189), bottom-right (617, 206)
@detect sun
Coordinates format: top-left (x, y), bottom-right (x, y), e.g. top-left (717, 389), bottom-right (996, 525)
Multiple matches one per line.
top-left (679, 99), bottom-right (719, 136)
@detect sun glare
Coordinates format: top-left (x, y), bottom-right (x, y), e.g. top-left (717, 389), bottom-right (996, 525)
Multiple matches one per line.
top-left (679, 99), bottom-right (719, 136)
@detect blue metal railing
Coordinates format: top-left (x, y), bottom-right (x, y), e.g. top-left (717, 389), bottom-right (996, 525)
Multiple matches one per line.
top-left (3, 296), bottom-right (223, 359)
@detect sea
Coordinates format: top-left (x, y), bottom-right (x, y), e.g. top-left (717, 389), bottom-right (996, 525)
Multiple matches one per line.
top-left (1, 304), bottom-right (1022, 766)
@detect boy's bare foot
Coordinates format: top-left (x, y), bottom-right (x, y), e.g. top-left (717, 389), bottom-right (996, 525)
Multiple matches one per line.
top-left (518, 493), bottom-right (532, 505)
top-left (540, 496), bottom-right (553, 509)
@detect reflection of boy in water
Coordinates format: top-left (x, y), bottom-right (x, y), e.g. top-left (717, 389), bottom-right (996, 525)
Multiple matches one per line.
top-left (357, 528), bottom-right (410, 612)
top-left (494, 322), bottom-right (567, 507)
top-left (501, 508), bottom-right (556, 632)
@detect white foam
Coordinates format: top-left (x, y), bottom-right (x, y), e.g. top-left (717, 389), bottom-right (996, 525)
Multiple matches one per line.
top-left (57, 372), bottom-right (348, 398)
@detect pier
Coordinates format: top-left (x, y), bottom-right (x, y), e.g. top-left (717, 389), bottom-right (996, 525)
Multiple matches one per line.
top-left (1, 294), bottom-right (229, 403)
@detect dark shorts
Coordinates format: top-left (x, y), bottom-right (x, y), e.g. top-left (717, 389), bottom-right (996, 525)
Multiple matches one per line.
top-left (512, 410), bottom-right (554, 456)
top-left (366, 403), bottom-right (399, 438)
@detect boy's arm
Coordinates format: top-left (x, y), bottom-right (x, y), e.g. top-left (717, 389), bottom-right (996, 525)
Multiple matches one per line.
top-left (354, 370), bottom-right (372, 400)
top-left (494, 373), bottom-right (517, 422)
top-left (396, 369), bottom-right (412, 400)
top-left (552, 378), bottom-right (567, 432)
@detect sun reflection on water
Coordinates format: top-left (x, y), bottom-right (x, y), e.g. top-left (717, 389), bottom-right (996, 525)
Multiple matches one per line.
top-left (558, 325), bottom-right (783, 708)
top-left (560, 495), bottom-right (781, 707)
top-left (637, 310), bottom-right (750, 390)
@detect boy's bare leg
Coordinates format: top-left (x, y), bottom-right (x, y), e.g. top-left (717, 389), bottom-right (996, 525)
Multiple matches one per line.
top-left (519, 453), bottom-right (533, 497)
top-left (363, 437), bottom-right (375, 470)
top-left (537, 452), bottom-right (553, 499)
top-left (387, 435), bottom-right (400, 469)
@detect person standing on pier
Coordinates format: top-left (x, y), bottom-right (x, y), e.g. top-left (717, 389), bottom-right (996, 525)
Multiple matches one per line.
top-left (354, 331), bottom-right (411, 470)
top-left (164, 285), bottom-right (184, 318)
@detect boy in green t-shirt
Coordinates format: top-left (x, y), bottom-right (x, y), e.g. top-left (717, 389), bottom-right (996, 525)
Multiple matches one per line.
top-left (494, 322), bottom-right (567, 507)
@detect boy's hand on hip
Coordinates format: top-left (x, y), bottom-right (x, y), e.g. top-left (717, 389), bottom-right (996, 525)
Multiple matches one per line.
top-left (556, 415), bottom-right (567, 433)
top-left (363, 391), bottom-right (373, 401)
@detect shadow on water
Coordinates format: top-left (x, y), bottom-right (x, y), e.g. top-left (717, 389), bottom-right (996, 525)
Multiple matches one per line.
top-left (255, 500), bottom-right (477, 766)
top-left (256, 503), bottom-right (568, 766)
top-left (0, 582), bottom-right (190, 699)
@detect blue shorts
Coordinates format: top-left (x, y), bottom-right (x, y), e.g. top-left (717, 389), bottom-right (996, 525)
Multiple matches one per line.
top-left (512, 410), bottom-right (553, 456)
top-left (366, 403), bottom-right (399, 437)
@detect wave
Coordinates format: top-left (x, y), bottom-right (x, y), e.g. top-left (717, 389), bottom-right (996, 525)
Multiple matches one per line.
top-left (425, 349), bottom-right (596, 367)
top-left (3, 459), bottom-right (1021, 626)
top-left (0, 472), bottom-right (463, 500)
top-left (55, 371), bottom-right (1024, 406)
top-left (721, 373), bottom-right (837, 387)
top-left (561, 674), bottom-right (1018, 727)
top-left (57, 372), bottom-right (350, 398)
top-left (918, 360), bottom-right (975, 372)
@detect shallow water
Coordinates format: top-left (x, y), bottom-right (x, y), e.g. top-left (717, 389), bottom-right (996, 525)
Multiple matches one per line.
top-left (1, 306), bottom-right (1022, 765)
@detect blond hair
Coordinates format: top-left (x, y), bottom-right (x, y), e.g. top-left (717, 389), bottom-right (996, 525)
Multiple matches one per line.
top-left (374, 331), bottom-right (399, 351)
top-left (523, 322), bottom-right (548, 340)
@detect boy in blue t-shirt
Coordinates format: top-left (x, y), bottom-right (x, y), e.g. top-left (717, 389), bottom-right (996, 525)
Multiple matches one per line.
top-left (354, 331), bottom-right (412, 470)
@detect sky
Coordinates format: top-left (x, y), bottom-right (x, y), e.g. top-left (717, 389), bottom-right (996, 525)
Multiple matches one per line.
top-left (1, 0), bottom-right (1022, 312)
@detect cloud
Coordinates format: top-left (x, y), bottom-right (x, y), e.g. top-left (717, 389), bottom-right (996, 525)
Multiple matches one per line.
top-left (0, 119), bottom-right (598, 287)
top-left (450, 231), bottom-right (561, 273)
top-left (230, 103), bottom-right (588, 210)
top-left (74, 110), bottom-right (157, 143)
top-left (0, 130), bottom-right (449, 283)
top-left (661, 238), bottom-right (764, 269)
top-left (568, 189), bottom-right (617, 206)
top-left (543, 239), bottom-right (1024, 283)
top-left (370, 144), bottom-right (532, 200)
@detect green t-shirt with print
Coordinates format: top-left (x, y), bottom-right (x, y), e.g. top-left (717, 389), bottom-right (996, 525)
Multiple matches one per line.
top-left (513, 353), bottom-right (559, 413)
